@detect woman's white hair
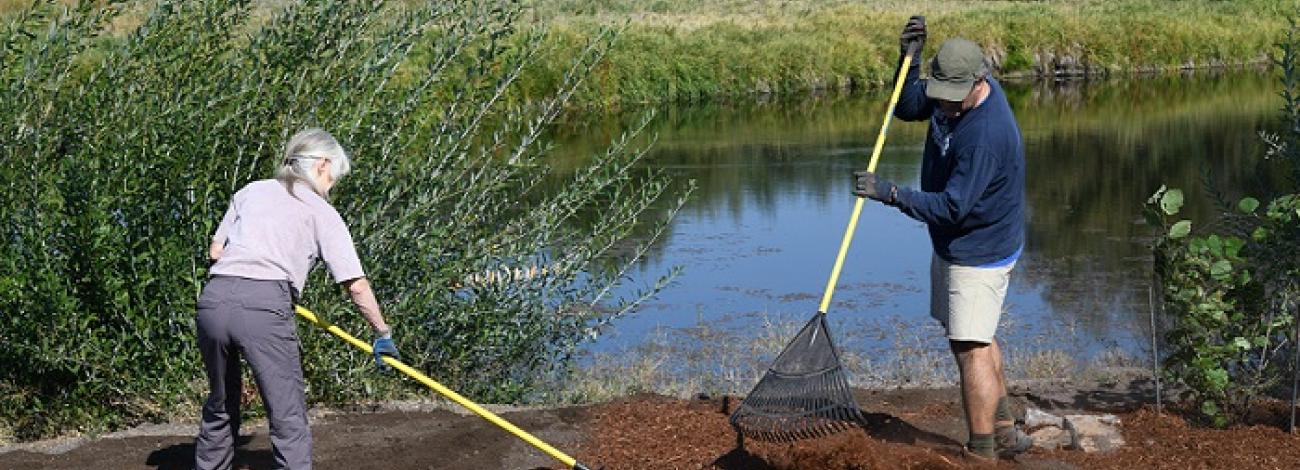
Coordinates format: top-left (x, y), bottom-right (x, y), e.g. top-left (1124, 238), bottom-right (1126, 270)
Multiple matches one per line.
top-left (275, 128), bottom-right (351, 197)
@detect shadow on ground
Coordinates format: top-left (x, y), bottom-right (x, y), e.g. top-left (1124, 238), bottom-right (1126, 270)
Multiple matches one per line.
top-left (1020, 377), bottom-right (1157, 414)
top-left (146, 436), bottom-right (273, 470)
top-left (860, 411), bottom-right (963, 447)
top-left (710, 408), bottom-right (965, 469)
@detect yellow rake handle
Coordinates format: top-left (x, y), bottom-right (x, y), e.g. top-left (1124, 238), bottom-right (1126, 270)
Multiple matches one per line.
top-left (294, 305), bottom-right (592, 470)
top-left (818, 50), bottom-right (916, 314)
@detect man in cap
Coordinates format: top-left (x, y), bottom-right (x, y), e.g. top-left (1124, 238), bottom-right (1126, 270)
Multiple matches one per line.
top-left (853, 16), bottom-right (1031, 460)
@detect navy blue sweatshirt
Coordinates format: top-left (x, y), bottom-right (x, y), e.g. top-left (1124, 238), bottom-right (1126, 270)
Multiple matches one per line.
top-left (891, 64), bottom-right (1026, 266)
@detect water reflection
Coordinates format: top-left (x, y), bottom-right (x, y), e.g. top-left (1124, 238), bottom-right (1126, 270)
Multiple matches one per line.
top-left (549, 69), bottom-right (1283, 362)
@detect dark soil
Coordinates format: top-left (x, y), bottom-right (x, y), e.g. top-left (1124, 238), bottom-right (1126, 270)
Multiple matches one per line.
top-left (0, 406), bottom-right (587, 470)
top-left (2, 383), bottom-right (1297, 469)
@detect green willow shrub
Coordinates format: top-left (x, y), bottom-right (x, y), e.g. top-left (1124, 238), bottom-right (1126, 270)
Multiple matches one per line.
top-left (1147, 188), bottom-right (1298, 426)
top-left (1146, 16), bottom-right (1300, 427)
top-left (0, 0), bottom-right (686, 439)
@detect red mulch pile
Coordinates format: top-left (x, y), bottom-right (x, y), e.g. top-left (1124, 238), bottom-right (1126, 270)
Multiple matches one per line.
top-left (577, 394), bottom-right (1300, 469)
top-left (578, 394), bottom-right (997, 469)
top-left (1045, 406), bottom-right (1300, 469)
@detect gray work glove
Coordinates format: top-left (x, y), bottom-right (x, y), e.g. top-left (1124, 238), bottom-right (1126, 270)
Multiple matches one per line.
top-left (853, 170), bottom-right (898, 205)
top-left (899, 15), bottom-right (926, 62)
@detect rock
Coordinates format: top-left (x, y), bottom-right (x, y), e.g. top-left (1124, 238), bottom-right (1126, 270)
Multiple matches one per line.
top-left (1029, 425), bottom-right (1074, 450)
top-left (1025, 407), bottom-right (1064, 428)
top-left (1022, 407), bottom-right (1125, 453)
top-left (1024, 407), bottom-right (1074, 450)
top-left (1034, 51), bottom-right (1055, 76)
top-left (1063, 414), bottom-right (1125, 453)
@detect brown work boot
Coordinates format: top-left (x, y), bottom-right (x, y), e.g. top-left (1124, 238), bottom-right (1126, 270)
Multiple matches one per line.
top-left (995, 422), bottom-right (1033, 458)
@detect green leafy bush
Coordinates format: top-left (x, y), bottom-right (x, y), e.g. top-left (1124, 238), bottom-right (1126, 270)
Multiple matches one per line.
top-left (0, 0), bottom-right (685, 439)
top-left (1147, 15), bottom-right (1300, 426)
top-left (1147, 188), bottom-right (1298, 426)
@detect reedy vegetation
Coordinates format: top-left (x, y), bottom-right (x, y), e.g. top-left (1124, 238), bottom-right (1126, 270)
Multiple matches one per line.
top-left (2, 1), bottom-right (1286, 109)
top-left (523, 0), bottom-right (1288, 108)
top-left (0, 0), bottom-right (686, 440)
top-left (564, 312), bottom-right (1145, 404)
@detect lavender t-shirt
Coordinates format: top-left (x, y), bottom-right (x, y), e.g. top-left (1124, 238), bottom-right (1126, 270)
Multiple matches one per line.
top-left (209, 179), bottom-right (365, 296)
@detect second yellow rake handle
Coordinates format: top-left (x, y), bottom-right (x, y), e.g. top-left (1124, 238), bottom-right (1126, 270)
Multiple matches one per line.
top-left (817, 49), bottom-right (917, 314)
top-left (294, 305), bottom-right (592, 470)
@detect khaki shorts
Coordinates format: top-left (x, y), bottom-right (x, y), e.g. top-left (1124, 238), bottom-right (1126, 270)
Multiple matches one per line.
top-left (929, 253), bottom-right (1014, 343)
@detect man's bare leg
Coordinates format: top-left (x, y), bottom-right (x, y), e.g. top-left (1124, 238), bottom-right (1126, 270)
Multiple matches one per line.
top-left (952, 340), bottom-right (1000, 438)
top-left (991, 338), bottom-right (1007, 396)
top-left (972, 338), bottom-right (1031, 458)
top-left (990, 339), bottom-right (1014, 426)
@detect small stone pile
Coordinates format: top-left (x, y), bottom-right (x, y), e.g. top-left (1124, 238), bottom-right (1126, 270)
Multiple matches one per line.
top-left (1024, 407), bottom-right (1126, 453)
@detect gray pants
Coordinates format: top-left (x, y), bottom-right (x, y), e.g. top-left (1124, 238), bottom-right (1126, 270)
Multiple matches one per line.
top-left (195, 276), bottom-right (311, 470)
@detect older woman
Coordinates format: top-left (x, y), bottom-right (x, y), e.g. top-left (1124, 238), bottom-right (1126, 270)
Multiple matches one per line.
top-left (195, 128), bottom-right (398, 470)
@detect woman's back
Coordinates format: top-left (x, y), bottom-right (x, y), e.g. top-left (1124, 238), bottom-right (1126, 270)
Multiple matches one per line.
top-left (209, 179), bottom-right (364, 297)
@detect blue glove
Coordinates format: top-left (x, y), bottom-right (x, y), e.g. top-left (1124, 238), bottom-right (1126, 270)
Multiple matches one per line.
top-left (372, 331), bottom-right (400, 371)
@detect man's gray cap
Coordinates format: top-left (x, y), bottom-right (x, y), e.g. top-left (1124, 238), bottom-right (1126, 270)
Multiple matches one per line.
top-left (927, 38), bottom-right (987, 102)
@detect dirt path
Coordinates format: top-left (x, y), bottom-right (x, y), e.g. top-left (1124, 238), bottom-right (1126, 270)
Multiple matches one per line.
top-left (2, 379), bottom-right (1298, 469)
top-left (0, 406), bottom-right (586, 470)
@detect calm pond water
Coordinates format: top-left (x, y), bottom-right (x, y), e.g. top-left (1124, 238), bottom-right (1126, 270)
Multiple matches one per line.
top-left (550, 70), bottom-right (1284, 374)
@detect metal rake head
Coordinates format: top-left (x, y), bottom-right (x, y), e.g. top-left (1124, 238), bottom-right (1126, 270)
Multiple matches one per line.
top-left (729, 311), bottom-right (865, 442)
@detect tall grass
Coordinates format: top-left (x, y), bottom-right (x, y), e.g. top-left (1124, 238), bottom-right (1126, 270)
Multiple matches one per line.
top-left (4, 1), bottom-right (1282, 107)
top-left (561, 311), bottom-right (1148, 403)
top-left (520, 0), bottom-right (1287, 108)
top-left (0, 0), bottom-right (687, 440)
